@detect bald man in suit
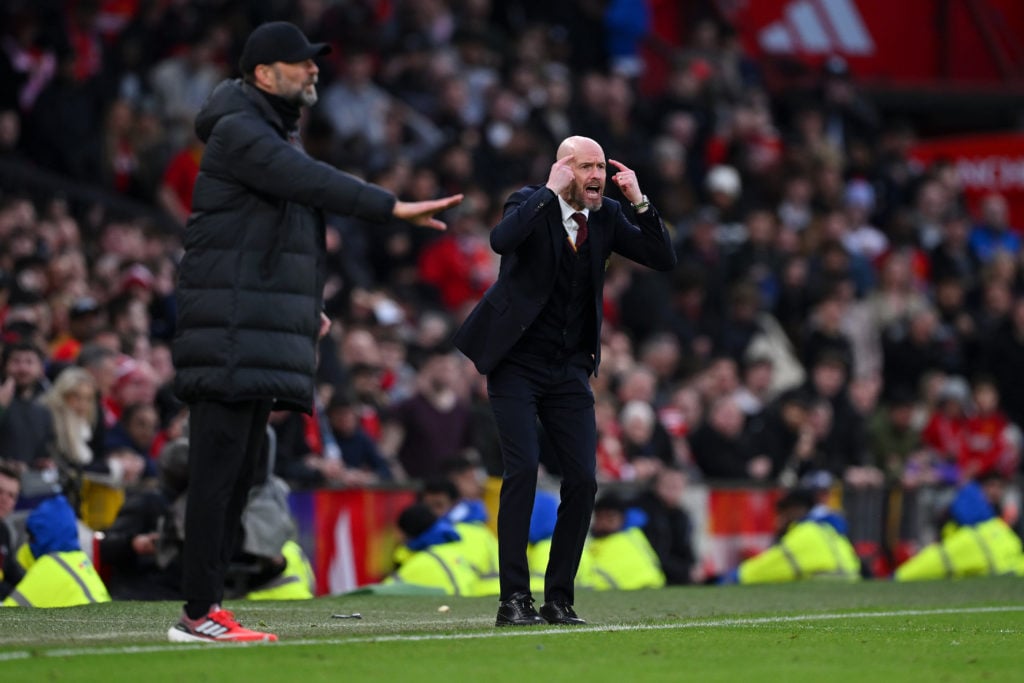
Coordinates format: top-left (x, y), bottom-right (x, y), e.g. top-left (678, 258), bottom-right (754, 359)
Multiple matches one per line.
top-left (454, 136), bottom-right (677, 626)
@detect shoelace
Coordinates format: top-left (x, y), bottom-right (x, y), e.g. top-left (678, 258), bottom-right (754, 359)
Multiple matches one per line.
top-left (209, 610), bottom-right (240, 627)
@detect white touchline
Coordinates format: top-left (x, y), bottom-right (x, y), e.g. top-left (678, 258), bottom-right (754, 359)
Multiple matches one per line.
top-left (2, 605), bottom-right (1022, 662)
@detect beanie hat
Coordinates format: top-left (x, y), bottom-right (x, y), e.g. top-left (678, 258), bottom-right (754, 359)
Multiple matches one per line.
top-left (398, 503), bottom-right (438, 540)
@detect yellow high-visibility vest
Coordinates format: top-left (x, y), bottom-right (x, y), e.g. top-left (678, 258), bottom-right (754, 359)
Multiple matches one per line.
top-left (382, 540), bottom-right (481, 596)
top-left (577, 528), bottom-right (666, 591)
top-left (3, 550), bottom-right (111, 608)
top-left (738, 521), bottom-right (861, 584)
top-left (528, 538), bottom-right (552, 596)
top-left (246, 540), bottom-right (315, 600)
top-left (454, 522), bottom-right (500, 596)
top-left (896, 518), bottom-right (1024, 581)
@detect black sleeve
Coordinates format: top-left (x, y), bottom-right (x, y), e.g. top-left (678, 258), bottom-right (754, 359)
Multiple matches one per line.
top-left (217, 111), bottom-right (396, 221)
top-left (690, 427), bottom-right (751, 480)
top-left (0, 522), bottom-right (26, 598)
top-left (271, 414), bottom-right (325, 488)
top-left (638, 499), bottom-right (695, 585)
top-left (98, 491), bottom-right (165, 568)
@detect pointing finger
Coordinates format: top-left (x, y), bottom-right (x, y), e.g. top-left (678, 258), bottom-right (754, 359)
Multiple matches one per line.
top-left (556, 154), bottom-right (575, 167)
top-left (608, 158), bottom-right (630, 172)
top-left (435, 194), bottom-right (464, 210)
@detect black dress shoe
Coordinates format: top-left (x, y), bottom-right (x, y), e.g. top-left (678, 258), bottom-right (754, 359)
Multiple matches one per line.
top-left (540, 600), bottom-right (586, 625)
top-left (495, 592), bottom-right (546, 627)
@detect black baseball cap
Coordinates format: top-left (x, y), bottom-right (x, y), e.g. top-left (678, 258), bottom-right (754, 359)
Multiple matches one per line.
top-left (239, 21), bottom-right (330, 74)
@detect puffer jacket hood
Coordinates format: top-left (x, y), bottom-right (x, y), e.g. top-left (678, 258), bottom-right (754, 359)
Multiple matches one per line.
top-left (195, 79), bottom-right (284, 143)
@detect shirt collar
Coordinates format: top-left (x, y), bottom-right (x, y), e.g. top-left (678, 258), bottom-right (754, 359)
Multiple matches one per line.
top-left (557, 194), bottom-right (589, 224)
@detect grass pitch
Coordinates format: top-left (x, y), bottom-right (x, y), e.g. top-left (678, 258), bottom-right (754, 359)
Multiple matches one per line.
top-left (1, 579), bottom-right (1022, 682)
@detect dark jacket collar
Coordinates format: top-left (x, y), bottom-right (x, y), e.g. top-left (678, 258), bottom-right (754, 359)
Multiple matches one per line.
top-left (195, 79), bottom-right (292, 142)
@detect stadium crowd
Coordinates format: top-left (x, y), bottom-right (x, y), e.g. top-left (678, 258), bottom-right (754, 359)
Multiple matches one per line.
top-left (1, 0), bottom-right (1023, 600)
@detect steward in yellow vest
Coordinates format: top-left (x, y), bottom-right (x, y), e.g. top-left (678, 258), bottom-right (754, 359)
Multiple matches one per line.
top-left (896, 480), bottom-right (1024, 580)
top-left (419, 478), bottom-right (501, 596)
top-left (2, 495), bottom-right (110, 608)
top-left (527, 490), bottom-right (559, 595)
top-left (452, 521), bottom-right (500, 596)
top-left (246, 540), bottom-right (315, 600)
top-left (382, 503), bottom-right (483, 596)
top-left (448, 495), bottom-right (500, 596)
top-left (732, 489), bottom-right (861, 584)
top-left (577, 493), bottom-right (665, 591)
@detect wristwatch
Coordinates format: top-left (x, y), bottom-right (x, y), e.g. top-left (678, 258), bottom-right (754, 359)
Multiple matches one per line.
top-left (631, 195), bottom-right (650, 212)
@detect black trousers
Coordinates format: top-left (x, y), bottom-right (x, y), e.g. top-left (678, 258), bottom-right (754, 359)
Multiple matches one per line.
top-left (487, 353), bottom-right (597, 604)
top-left (181, 398), bottom-right (273, 613)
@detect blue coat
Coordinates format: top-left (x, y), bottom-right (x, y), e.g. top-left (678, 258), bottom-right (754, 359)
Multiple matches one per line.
top-left (453, 185), bottom-right (676, 376)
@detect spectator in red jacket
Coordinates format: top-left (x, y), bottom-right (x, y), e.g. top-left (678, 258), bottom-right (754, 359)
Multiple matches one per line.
top-left (919, 376), bottom-right (969, 486)
top-left (417, 195), bottom-right (496, 315)
top-left (157, 137), bottom-right (204, 227)
top-left (959, 376), bottom-right (1019, 481)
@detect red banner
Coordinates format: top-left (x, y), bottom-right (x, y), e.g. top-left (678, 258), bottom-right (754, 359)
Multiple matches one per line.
top-left (311, 488), bottom-right (417, 595)
top-left (910, 133), bottom-right (1024, 225)
top-left (701, 488), bottom-right (782, 576)
top-left (727, 0), bottom-right (1024, 86)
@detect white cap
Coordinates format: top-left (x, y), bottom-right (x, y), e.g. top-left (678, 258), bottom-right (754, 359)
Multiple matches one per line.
top-left (707, 165), bottom-right (741, 197)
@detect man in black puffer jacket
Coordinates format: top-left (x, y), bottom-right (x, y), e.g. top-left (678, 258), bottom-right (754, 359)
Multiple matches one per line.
top-left (169, 21), bottom-right (461, 644)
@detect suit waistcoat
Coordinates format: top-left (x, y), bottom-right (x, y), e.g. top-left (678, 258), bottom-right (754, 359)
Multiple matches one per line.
top-left (510, 236), bottom-right (595, 360)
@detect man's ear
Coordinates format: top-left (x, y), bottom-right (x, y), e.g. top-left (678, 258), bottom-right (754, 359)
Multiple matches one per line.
top-left (253, 64), bottom-right (274, 91)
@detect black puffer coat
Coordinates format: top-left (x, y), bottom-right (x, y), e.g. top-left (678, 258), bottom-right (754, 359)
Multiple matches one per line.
top-left (172, 79), bottom-right (395, 412)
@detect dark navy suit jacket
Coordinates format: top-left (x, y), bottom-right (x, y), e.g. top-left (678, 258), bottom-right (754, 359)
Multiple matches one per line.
top-left (453, 185), bottom-right (677, 376)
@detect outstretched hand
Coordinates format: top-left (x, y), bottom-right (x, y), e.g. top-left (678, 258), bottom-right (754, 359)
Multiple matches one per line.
top-left (608, 159), bottom-right (643, 206)
top-left (393, 194), bottom-right (464, 231)
top-left (545, 154), bottom-right (575, 195)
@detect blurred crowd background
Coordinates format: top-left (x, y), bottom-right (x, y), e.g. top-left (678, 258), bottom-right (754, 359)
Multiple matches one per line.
top-left (2, 0), bottom-right (1024, 582)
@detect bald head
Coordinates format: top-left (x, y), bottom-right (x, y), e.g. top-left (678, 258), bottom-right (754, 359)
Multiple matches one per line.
top-left (556, 136), bottom-right (603, 161)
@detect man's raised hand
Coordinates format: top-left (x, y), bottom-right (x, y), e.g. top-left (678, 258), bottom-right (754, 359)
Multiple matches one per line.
top-left (545, 154), bottom-right (575, 196)
top-left (393, 194), bottom-right (465, 231)
top-left (608, 159), bottom-right (643, 206)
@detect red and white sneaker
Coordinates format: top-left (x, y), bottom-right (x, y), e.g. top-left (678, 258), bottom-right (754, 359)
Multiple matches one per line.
top-left (167, 606), bottom-right (278, 643)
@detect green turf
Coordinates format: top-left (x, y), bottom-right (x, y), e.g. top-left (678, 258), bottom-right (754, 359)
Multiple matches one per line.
top-left (2, 579), bottom-right (1022, 682)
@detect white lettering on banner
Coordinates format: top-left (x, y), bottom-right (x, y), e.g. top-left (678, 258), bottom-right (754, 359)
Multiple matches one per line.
top-left (1005, 158), bottom-right (1024, 187)
top-left (818, 0), bottom-right (874, 54)
top-left (759, 0), bottom-right (875, 55)
top-left (958, 159), bottom-right (996, 187)
top-left (328, 510), bottom-right (358, 594)
top-left (788, 1), bottom-right (831, 53)
top-left (956, 157), bottom-right (1024, 190)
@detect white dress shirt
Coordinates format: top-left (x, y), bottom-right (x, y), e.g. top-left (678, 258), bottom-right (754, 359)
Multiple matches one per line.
top-left (556, 194), bottom-right (590, 247)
